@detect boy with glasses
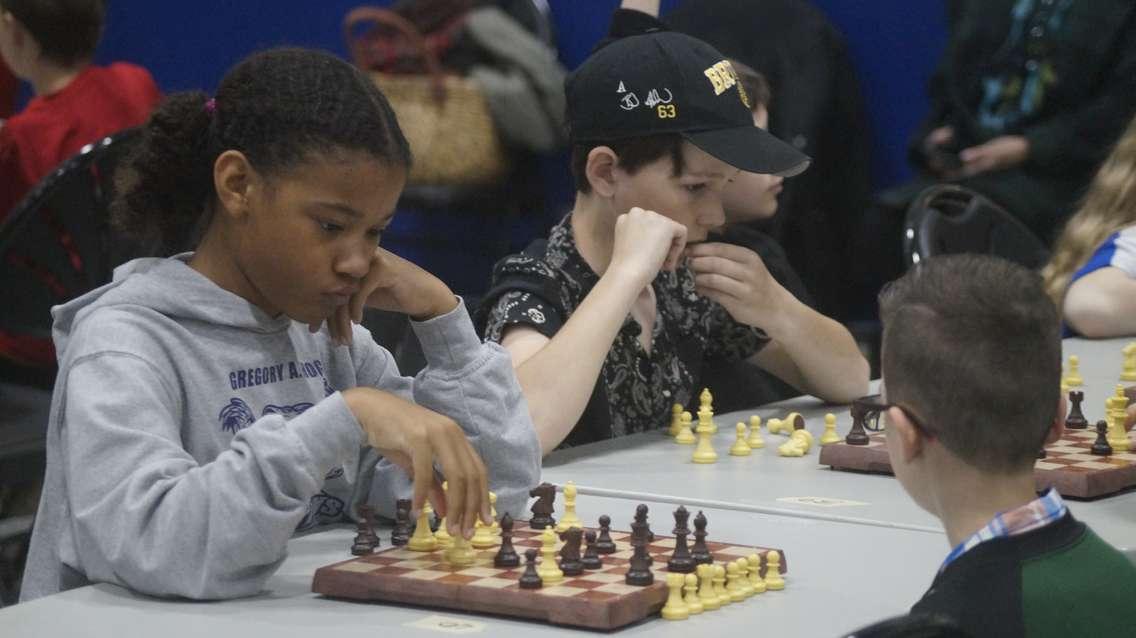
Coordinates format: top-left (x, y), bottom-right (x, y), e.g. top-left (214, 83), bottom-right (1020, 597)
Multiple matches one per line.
top-left (865, 253), bottom-right (1136, 636)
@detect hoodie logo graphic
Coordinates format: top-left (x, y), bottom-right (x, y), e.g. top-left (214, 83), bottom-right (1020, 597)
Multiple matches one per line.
top-left (296, 490), bottom-right (345, 531)
top-left (218, 398), bottom-right (314, 433)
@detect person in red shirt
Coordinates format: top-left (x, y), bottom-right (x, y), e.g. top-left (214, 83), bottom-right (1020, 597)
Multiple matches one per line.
top-left (0, 0), bottom-right (161, 378)
top-left (0, 56), bottom-right (16, 118)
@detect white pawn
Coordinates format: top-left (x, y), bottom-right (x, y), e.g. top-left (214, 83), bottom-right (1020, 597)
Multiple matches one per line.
top-left (407, 503), bottom-right (437, 552)
top-left (713, 564), bottom-right (730, 606)
top-left (1065, 355), bottom-right (1083, 387)
top-left (747, 415), bottom-right (765, 449)
top-left (683, 573), bottom-right (703, 614)
top-left (764, 551), bottom-right (785, 590)
top-left (661, 572), bottom-right (690, 620)
top-left (537, 527), bottom-right (564, 584)
top-left (767, 417), bottom-right (786, 435)
top-left (729, 422), bottom-right (752, 456)
top-left (669, 403), bottom-right (684, 437)
top-left (820, 413), bottom-right (841, 445)
top-left (675, 411), bottom-right (696, 445)
top-left (734, 557), bottom-right (754, 598)
top-left (556, 481), bottom-right (582, 533)
top-left (747, 554), bottom-right (766, 594)
top-left (698, 564), bottom-right (720, 611)
top-left (1123, 343), bottom-right (1136, 382)
top-left (434, 482), bottom-right (453, 549)
top-left (725, 562), bottom-right (745, 602)
top-left (489, 491), bottom-right (500, 534)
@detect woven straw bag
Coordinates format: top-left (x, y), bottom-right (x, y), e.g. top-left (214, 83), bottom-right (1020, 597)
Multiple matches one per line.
top-left (344, 7), bottom-right (509, 186)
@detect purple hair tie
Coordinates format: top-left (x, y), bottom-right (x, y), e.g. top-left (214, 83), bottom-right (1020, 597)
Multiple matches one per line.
top-left (204, 98), bottom-right (217, 114)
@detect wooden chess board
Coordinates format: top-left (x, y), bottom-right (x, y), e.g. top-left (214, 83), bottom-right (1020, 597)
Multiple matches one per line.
top-left (311, 525), bottom-right (787, 629)
top-left (819, 430), bottom-right (1136, 499)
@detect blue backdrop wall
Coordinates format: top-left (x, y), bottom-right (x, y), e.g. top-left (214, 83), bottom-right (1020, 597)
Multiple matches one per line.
top-left (85, 0), bottom-right (948, 294)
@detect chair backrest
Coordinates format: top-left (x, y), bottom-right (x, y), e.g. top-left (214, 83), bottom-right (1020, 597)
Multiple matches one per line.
top-left (0, 128), bottom-right (148, 338)
top-left (902, 184), bottom-right (1050, 270)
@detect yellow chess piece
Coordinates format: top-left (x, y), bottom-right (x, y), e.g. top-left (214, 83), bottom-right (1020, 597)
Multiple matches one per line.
top-left (1064, 355), bottom-right (1083, 387)
top-left (734, 557), bottom-right (755, 598)
top-left (820, 413), bottom-right (841, 445)
top-left (790, 428), bottom-right (814, 453)
top-left (1122, 343), bottom-right (1136, 382)
top-left (668, 403), bottom-right (684, 437)
top-left (556, 481), bottom-right (582, 532)
top-left (489, 491), bottom-right (500, 534)
top-left (729, 422), bottom-right (752, 456)
top-left (407, 504), bottom-right (438, 552)
top-left (692, 410), bottom-right (719, 464)
top-left (1106, 384), bottom-right (1131, 452)
top-left (764, 551), bottom-right (785, 590)
top-left (683, 573), bottom-right (703, 614)
top-left (445, 533), bottom-right (476, 566)
top-left (766, 417), bottom-right (787, 435)
top-left (747, 415), bottom-right (765, 448)
top-left (713, 564), bottom-right (730, 606)
top-left (699, 388), bottom-right (717, 434)
top-left (471, 516), bottom-right (497, 549)
top-left (434, 482), bottom-right (453, 549)
top-left (725, 562), bottom-right (746, 602)
top-left (697, 564), bottom-right (720, 611)
top-left (661, 572), bottom-right (690, 620)
top-left (537, 527), bottom-right (564, 584)
top-left (747, 554), bottom-right (766, 594)
top-left (675, 411), bottom-right (696, 445)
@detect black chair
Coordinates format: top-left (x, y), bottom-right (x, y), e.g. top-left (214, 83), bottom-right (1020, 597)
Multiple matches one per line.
top-left (901, 184), bottom-right (1051, 271)
top-left (843, 612), bottom-right (972, 638)
top-left (0, 127), bottom-right (147, 342)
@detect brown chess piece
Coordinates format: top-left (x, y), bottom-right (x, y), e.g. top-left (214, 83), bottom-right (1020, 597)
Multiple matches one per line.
top-left (594, 514), bottom-right (617, 554)
top-left (632, 504), bottom-right (653, 564)
top-left (581, 530), bottom-right (603, 570)
top-left (1065, 390), bottom-right (1088, 430)
top-left (690, 510), bottom-right (712, 565)
top-left (558, 527), bottom-right (584, 576)
top-left (494, 513), bottom-right (520, 568)
top-left (350, 505), bottom-right (379, 555)
top-left (1091, 420), bottom-right (1113, 456)
top-left (846, 401), bottom-right (871, 445)
top-left (667, 505), bottom-right (696, 573)
top-left (391, 499), bottom-right (411, 546)
top-left (528, 482), bottom-right (557, 530)
top-left (1037, 447), bottom-right (1047, 459)
top-left (624, 512), bottom-right (654, 586)
top-left (518, 549), bottom-right (542, 589)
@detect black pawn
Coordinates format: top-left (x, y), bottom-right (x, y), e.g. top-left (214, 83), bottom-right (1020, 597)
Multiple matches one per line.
top-left (518, 549), bottom-right (542, 589)
top-left (559, 527), bottom-right (584, 576)
top-left (494, 513), bottom-right (520, 568)
top-left (667, 506), bottom-right (695, 573)
top-left (625, 521), bottom-right (654, 586)
top-left (391, 498), bottom-right (411, 546)
top-left (595, 515), bottom-right (617, 554)
top-left (846, 406), bottom-right (870, 445)
top-left (1066, 391), bottom-right (1088, 429)
top-left (351, 505), bottom-right (379, 555)
top-left (1091, 420), bottom-right (1113, 456)
top-left (581, 530), bottom-right (603, 570)
top-left (690, 510), bottom-right (712, 565)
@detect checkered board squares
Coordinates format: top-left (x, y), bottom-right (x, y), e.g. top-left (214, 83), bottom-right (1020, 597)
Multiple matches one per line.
top-left (312, 525), bottom-right (786, 630)
top-left (819, 430), bottom-right (1136, 499)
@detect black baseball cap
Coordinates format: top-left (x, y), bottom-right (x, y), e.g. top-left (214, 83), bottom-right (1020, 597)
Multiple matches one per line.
top-left (566, 31), bottom-right (810, 178)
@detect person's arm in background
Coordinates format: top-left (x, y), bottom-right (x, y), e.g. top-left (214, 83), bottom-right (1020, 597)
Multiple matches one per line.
top-left (1063, 268), bottom-right (1136, 338)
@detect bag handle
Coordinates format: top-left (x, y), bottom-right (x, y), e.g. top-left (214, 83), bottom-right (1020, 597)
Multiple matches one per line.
top-left (343, 6), bottom-right (447, 103)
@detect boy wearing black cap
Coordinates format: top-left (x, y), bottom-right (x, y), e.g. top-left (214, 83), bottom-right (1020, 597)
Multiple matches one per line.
top-left (478, 27), bottom-right (868, 453)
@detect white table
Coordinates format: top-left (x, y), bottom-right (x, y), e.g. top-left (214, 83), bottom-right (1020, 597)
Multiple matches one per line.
top-left (1, 494), bottom-right (944, 637)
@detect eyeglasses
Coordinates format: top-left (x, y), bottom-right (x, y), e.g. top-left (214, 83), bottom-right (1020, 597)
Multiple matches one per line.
top-left (851, 394), bottom-right (936, 437)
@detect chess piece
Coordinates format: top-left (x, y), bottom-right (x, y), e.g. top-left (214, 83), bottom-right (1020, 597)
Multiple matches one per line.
top-left (350, 517), bottom-right (378, 555)
top-left (537, 526), bottom-right (564, 584)
top-left (778, 437), bottom-right (805, 457)
top-left (787, 412), bottom-right (806, 430)
top-left (697, 564), bottom-right (720, 611)
top-left (747, 415), bottom-right (765, 448)
top-left (669, 403), bottom-right (684, 437)
top-left (729, 422), bottom-right (752, 456)
top-left (493, 513), bottom-right (520, 568)
top-left (820, 413), bottom-right (841, 445)
top-left (692, 408), bottom-right (718, 464)
top-left (661, 572), bottom-right (690, 620)
top-left (489, 492), bottom-right (500, 534)
top-left (555, 481), bottom-right (582, 533)
top-left (558, 527), bottom-right (584, 576)
top-left (747, 554), bottom-right (766, 594)
top-left (766, 417), bottom-right (786, 435)
top-left (1092, 420), bottom-right (1113, 456)
top-left (690, 510), bottom-right (712, 565)
top-left (471, 517), bottom-right (497, 549)
top-left (625, 511), bottom-right (654, 586)
top-left (632, 504), bottom-right (654, 562)
top-left (391, 498), bottom-right (411, 546)
top-left (1037, 447), bottom-right (1047, 459)
top-left (845, 403), bottom-right (871, 446)
top-left (1064, 355), bottom-right (1083, 387)
top-left (1106, 385), bottom-right (1131, 452)
top-left (1123, 342), bottom-right (1136, 382)
top-left (764, 551), bottom-right (785, 590)
top-left (725, 562), bottom-right (745, 602)
top-left (595, 515), bottom-right (617, 554)
top-left (675, 411), bottom-right (696, 445)
top-left (734, 557), bottom-right (755, 598)
top-left (667, 506), bottom-right (695, 573)
top-left (712, 564), bottom-right (730, 606)
top-left (445, 534), bottom-right (475, 567)
top-left (518, 549), bottom-right (542, 589)
top-left (1065, 390), bottom-right (1088, 430)
top-left (407, 504), bottom-right (438, 552)
top-left (699, 387), bottom-right (717, 433)
top-left (529, 482), bottom-right (557, 530)
top-left (581, 530), bottom-right (603, 569)
top-left (434, 482), bottom-right (454, 549)
top-left (683, 573), bottom-right (703, 614)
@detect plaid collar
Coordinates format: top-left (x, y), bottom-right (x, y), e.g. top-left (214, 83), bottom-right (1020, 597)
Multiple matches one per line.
top-left (940, 488), bottom-right (1067, 572)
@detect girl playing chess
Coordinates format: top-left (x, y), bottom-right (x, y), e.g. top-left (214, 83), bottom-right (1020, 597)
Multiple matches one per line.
top-left (21, 48), bottom-right (540, 602)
